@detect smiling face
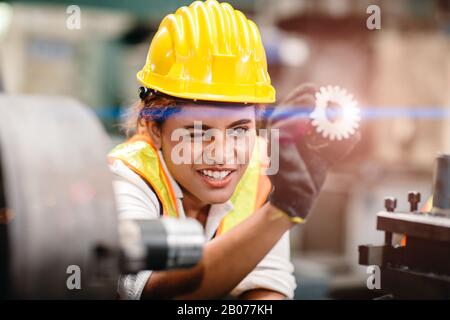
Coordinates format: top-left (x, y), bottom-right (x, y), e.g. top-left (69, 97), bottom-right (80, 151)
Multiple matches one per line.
top-left (147, 104), bottom-right (257, 206)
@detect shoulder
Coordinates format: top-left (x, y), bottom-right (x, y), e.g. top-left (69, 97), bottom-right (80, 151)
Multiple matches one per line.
top-left (109, 159), bottom-right (160, 220)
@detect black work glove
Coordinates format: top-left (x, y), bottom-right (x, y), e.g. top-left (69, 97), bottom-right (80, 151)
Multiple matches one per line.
top-left (267, 83), bottom-right (360, 221)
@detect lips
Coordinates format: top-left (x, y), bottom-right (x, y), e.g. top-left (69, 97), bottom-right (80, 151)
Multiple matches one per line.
top-left (197, 168), bottom-right (235, 188)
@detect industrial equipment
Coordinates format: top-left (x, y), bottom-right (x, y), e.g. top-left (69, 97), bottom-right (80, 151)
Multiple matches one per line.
top-left (359, 154), bottom-right (450, 299)
top-left (0, 95), bottom-right (205, 299)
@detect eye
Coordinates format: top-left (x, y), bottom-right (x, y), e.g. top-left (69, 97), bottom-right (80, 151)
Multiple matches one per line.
top-left (228, 126), bottom-right (248, 137)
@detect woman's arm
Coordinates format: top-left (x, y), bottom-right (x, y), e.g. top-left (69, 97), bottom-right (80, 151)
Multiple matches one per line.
top-left (140, 203), bottom-right (294, 299)
top-left (239, 289), bottom-right (286, 300)
top-left (231, 230), bottom-right (295, 299)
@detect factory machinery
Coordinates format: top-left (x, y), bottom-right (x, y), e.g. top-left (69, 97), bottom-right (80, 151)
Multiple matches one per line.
top-left (359, 155), bottom-right (450, 299)
top-left (0, 95), bottom-right (205, 299)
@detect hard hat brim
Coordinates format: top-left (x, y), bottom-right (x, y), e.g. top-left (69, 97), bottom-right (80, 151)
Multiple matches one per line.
top-left (137, 71), bottom-right (276, 104)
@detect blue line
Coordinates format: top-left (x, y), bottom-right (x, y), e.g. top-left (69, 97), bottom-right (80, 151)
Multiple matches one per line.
top-left (93, 106), bottom-right (450, 121)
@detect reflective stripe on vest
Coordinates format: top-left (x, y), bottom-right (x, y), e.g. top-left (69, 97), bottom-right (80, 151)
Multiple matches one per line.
top-left (108, 135), bottom-right (180, 217)
top-left (108, 135), bottom-right (271, 236)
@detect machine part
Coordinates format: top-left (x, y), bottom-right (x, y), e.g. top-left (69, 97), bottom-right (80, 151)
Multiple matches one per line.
top-left (119, 218), bottom-right (204, 274)
top-left (359, 209), bottom-right (450, 299)
top-left (384, 197), bottom-right (397, 212)
top-left (377, 211), bottom-right (450, 242)
top-left (408, 191), bottom-right (421, 212)
top-left (359, 157), bottom-right (450, 299)
top-left (0, 95), bottom-right (120, 299)
top-left (0, 95), bottom-right (205, 299)
top-left (431, 154), bottom-right (450, 217)
top-left (310, 85), bottom-right (360, 141)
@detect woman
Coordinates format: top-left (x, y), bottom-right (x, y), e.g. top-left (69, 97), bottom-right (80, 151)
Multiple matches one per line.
top-left (109, 0), bottom-right (356, 300)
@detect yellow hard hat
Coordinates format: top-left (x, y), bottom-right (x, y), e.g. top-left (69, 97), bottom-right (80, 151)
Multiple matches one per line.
top-left (137, 0), bottom-right (276, 104)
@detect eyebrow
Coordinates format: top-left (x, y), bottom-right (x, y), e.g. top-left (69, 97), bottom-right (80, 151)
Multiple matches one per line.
top-left (183, 119), bottom-right (252, 130)
top-left (226, 119), bottom-right (252, 128)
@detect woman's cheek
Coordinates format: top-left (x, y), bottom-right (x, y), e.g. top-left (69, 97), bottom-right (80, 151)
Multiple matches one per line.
top-left (236, 133), bottom-right (256, 165)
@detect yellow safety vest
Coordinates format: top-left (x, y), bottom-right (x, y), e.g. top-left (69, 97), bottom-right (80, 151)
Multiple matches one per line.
top-left (108, 135), bottom-right (271, 236)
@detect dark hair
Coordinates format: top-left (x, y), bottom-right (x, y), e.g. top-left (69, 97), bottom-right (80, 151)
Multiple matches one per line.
top-left (122, 91), bottom-right (179, 136)
top-left (122, 89), bottom-right (268, 137)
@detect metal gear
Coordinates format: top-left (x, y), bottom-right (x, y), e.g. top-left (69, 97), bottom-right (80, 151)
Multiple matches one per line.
top-left (310, 85), bottom-right (360, 141)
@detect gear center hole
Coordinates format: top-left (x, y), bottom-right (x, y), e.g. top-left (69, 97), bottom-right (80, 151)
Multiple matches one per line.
top-left (325, 101), bottom-right (344, 123)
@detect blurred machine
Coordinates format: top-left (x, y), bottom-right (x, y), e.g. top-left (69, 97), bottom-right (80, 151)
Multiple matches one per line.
top-left (0, 95), bottom-right (205, 299)
top-left (359, 155), bottom-right (450, 299)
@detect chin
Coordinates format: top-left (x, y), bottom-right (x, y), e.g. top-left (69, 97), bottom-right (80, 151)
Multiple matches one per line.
top-left (203, 190), bottom-right (235, 205)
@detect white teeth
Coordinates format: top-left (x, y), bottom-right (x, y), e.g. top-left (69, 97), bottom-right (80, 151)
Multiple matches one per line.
top-left (200, 169), bottom-right (231, 180)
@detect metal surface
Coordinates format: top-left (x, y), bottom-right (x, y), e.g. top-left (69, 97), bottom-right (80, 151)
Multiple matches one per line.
top-left (359, 166), bottom-right (450, 299)
top-left (377, 210), bottom-right (450, 242)
top-left (360, 237), bottom-right (450, 299)
top-left (432, 154), bottom-right (450, 216)
top-left (163, 218), bottom-right (205, 269)
top-left (119, 218), bottom-right (205, 273)
top-left (0, 95), bottom-right (205, 299)
top-left (0, 95), bottom-right (120, 299)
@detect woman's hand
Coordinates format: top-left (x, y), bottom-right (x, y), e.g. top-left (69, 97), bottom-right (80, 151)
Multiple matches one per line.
top-left (267, 83), bottom-right (360, 221)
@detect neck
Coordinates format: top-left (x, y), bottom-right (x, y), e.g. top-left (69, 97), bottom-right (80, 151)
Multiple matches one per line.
top-left (181, 191), bottom-right (210, 226)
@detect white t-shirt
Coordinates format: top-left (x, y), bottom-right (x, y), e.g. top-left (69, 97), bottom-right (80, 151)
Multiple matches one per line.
top-left (110, 151), bottom-right (296, 299)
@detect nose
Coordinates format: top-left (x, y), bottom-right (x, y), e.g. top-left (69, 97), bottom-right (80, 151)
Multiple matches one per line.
top-left (204, 132), bottom-right (235, 165)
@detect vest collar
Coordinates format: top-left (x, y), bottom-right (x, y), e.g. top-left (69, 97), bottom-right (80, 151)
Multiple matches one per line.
top-left (158, 150), bottom-right (183, 199)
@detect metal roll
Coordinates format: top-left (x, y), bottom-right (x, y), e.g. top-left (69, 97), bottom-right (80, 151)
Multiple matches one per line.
top-left (119, 218), bottom-right (204, 274)
top-left (0, 95), bottom-right (120, 299)
top-left (0, 95), bottom-right (205, 299)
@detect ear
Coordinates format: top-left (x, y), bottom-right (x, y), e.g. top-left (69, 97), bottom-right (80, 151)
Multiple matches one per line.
top-left (146, 121), bottom-right (163, 149)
